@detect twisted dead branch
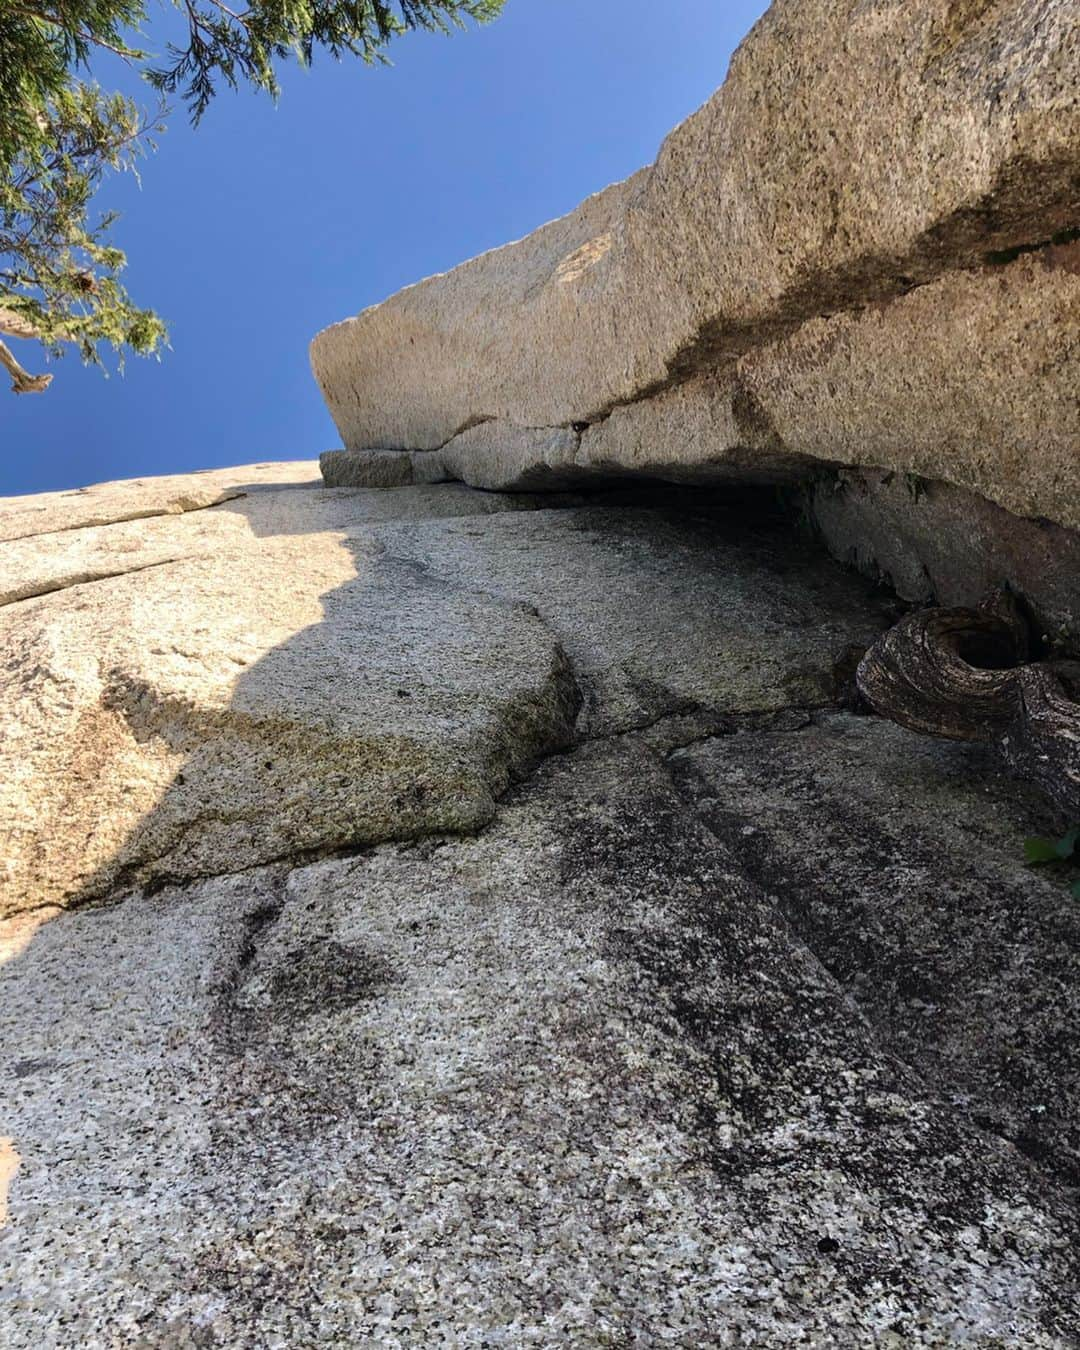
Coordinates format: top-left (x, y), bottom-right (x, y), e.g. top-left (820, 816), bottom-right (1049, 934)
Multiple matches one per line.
top-left (857, 589), bottom-right (1080, 816)
top-left (0, 309), bottom-right (52, 393)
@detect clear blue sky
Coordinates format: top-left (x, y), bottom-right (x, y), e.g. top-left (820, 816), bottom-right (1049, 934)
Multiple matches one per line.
top-left (2, 0), bottom-right (768, 497)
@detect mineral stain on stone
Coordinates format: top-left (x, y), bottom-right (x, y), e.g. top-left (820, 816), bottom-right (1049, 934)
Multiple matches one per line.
top-left (265, 941), bottom-right (397, 1020)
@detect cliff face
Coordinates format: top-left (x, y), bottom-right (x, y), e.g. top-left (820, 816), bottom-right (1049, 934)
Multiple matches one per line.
top-left (3, 466), bottom-right (1080, 1342)
top-left (4, 0), bottom-right (1080, 1339)
top-left (312, 0), bottom-right (1080, 537)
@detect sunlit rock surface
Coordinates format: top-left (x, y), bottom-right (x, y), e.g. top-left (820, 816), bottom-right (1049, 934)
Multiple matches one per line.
top-left (0, 461), bottom-right (323, 542)
top-left (2, 465), bottom-right (1080, 1343)
top-left (313, 0), bottom-right (1080, 532)
top-left (0, 474), bottom-right (888, 918)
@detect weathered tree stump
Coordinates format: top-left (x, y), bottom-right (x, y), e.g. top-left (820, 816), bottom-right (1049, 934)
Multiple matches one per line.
top-left (857, 591), bottom-right (1080, 817)
top-left (999, 664), bottom-right (1080, 818)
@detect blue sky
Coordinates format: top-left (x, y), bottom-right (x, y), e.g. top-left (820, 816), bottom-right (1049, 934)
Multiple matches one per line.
top-left (2, 0), bottom-right (768, 497)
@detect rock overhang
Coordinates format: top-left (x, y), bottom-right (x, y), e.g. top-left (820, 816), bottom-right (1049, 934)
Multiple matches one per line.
top-left (6, 0), bottom-right (1080, 1335)
top-left (310, 0), bottom-right (1080, 539)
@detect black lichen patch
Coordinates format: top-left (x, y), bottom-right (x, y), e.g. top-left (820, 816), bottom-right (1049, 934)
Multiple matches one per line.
top-left (265, 941), bottom-right (397, 1021)
top-left (984, 225), bottom-right (1080, 268)
top-left (731, 377), bottom-right (786, 451)
top-left (203, 890), bottom-right (400, 1158)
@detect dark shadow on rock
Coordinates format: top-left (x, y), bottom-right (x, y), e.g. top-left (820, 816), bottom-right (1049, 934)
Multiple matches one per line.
top-left (56, 530), bottom-right (582, 909)
top-left (1, 480), bottom-right (904, 920)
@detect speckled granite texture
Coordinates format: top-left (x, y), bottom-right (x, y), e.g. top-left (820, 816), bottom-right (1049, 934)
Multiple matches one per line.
top-left (313, 0), bottom-right (1080, 534)
top-left (0, 479), bottom-right (890, 919)
top-left (2, 468), bottom-right (1080, 1344)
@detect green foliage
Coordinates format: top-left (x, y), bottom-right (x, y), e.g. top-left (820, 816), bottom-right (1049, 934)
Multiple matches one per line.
top-left (1024, 826), bottom-right (1080, 899)
top-left (147, 0), bottom-right (505, 121)
top-left (1, 0), bottom-right (504, 383)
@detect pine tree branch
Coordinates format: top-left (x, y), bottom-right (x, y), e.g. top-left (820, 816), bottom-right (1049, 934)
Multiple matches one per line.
top-left (0, 334), bottom-right (52, 393)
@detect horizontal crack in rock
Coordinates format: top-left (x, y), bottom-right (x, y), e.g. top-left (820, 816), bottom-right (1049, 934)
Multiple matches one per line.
top-left (1, 556), bottom-right (185, 609)
top-left (1, 491), bottom-right (249, 545)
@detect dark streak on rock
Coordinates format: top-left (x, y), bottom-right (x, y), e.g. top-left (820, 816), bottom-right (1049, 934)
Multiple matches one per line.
top-left (554, 772), bottom-right (1080, 1341)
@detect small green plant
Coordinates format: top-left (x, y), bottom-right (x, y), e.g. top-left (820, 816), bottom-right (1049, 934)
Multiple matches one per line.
top-left (1023, 826), bottom-right (1080, 898)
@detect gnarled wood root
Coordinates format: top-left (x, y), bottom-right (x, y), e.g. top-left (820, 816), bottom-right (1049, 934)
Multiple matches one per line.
top-left (857, 590), bottom-right (1080, 817)
top-left (1000, 665), bottom-right (1080, 818)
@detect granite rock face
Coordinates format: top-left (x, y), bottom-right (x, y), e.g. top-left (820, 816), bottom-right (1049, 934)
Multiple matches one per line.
top-left (670, 712), bottom-right (1080, 1190)
top-left (3, 466), bottom-right (1080, 1342)
top-left (0, 476), bottom-right (889, 919)
top-left (0, 533), bottom-right (578, 917)
top-left (312, 0), bottom-right (1080, 533)
top-left (0, 460), bottom-right (323, 542)
top-left (0, 472), bottom-right (579, 917)
top-left (810, 468), bottom-right (1080, 648)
